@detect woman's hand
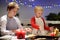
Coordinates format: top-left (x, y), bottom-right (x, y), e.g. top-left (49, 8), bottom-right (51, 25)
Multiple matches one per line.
top-left (11, 30), bottom-right (16, 33)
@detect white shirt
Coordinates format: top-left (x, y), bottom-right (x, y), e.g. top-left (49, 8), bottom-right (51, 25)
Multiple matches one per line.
top-left (35, 17), bottom-right (44, 31)
top-left (0, 15), bottom-right (23, 35)
top-left (35, 17), bottom-right (47, 35)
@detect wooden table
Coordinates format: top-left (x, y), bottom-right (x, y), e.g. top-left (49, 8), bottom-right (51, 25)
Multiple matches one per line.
top-left (0, 34), bottom-right (60, 40)
top-left (26, 34), bottom-right (60, 40)
top-left (34, 36), bottom-right (60, 40)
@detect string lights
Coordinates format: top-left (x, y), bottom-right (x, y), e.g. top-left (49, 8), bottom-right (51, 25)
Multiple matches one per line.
top-left (6, 0), bottom-right (60, 8)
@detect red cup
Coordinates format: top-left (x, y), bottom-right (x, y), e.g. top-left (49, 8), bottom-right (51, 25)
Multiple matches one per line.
top-left (16, 30), bottom-right (26, 39)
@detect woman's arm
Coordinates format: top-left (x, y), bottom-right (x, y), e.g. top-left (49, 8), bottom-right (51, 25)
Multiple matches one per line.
top-left (0, 17), bottom-right (14, 35)
top-left (15, 17), bottom-right (23, 30)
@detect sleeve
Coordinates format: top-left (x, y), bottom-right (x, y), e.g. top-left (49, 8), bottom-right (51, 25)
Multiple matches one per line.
top-left (0, 17), bottom-right (14, 35)
top-left (44, 25), bottom-right (50, 31)
top-left (15, 17), bottom-right (23, 30)
top-left (31, 17), bottom-right (39, 30)
top-left (42, 18), bottom-right (50, 31)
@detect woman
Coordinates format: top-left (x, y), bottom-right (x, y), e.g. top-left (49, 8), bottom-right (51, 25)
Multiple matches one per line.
top-left (0, 2), bottom-right (23, 35)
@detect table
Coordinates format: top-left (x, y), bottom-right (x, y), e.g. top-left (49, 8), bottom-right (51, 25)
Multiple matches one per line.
top-left (0, 35), bottom-right (25, 40)
top-left (0, 34), bottom-right (35, 40)
top-left (25, 34), bottom-right (60, 40)
top-left (34, 36), bottom-right (60, 40)
top-left (0, 34), bottom-right (60, 40)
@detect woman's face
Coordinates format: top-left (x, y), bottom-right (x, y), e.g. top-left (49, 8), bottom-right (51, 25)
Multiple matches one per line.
top-left (35, 10), bottom-right (43, 18)
top-left (8, 7), bottom-right (19, 17)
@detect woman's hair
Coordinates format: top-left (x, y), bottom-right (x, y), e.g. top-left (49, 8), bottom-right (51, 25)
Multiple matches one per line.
top-left (7, 2), bottom-right (19, 11)
top-left (34, 6), bottom-right (43, 12)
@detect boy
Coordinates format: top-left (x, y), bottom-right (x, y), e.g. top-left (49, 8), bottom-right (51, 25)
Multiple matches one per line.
top-left (31, 6), bottom-right (53, 35)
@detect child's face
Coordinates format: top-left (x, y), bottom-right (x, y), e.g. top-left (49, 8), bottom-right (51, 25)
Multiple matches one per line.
top-left (35, 10), bottom-right (43, 18)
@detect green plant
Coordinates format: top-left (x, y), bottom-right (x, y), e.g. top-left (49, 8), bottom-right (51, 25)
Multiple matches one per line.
top-left (46, 12), bottom-right (60, 21)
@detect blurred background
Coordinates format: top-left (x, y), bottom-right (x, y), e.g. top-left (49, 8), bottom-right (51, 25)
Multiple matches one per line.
top-left (0, 0), bottom-right (60, 30)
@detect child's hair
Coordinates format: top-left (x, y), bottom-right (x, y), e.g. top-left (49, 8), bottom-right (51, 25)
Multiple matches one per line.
top-left (7, 2), bottom-right (19, 11)
top-left (34, 6), bottom-right (43, 12)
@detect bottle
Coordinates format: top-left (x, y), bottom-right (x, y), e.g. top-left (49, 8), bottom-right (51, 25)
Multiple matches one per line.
top-left (54, 28), bottom-right (59, 36)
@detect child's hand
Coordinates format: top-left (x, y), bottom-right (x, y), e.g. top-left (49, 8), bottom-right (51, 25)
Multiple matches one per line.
top-left (50, 27), bottom-right (54, 32)
top-left (25, 28), bottom-right (32, 33)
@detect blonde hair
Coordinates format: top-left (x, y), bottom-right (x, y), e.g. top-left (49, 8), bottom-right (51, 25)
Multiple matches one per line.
top-left (7, 2), bottom-right (19, 11)
top-left (34, 6), bottom-right (43, 12)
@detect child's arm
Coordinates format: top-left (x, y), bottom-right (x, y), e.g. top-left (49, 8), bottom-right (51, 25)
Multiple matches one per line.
top-left (31, 17), bottom-right (39, 30)
top-left (44, 26), bottom-right (50, 31)
top-left (41, 17), bottom-right (50, 31)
